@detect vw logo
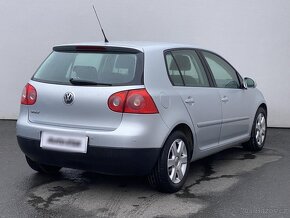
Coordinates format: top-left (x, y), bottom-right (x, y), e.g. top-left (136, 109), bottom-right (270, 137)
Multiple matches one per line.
top-left (63, 92), bottom-right (75, 105)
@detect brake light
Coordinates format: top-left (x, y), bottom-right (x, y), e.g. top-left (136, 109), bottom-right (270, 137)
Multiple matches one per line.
top-left (124, 89), bottom-right (158, 113)
top-left (108, 89), bottom-right (158, 114)
top-left (75, 46), bottom-right (107, 52)
top-left (21, 83), bottom-right (37, 105)
top-left (108, 90), bottom-right (128, 112)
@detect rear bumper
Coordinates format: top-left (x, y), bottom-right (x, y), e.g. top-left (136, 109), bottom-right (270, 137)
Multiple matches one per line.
top-left (17, 136), bottom-right (161, 176)
top-left (17, 108), bottom-right (169, 149)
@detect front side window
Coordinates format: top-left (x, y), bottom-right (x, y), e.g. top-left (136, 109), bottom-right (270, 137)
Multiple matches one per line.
top-left (165, 49), bottom-right (210, 87)
top-left (202, 51), bottom-right (240, 89)
top-left (32, 51), bottom-right (143, 86)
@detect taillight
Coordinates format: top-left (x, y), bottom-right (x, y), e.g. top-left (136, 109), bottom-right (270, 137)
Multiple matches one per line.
top-left (21, 83), bottom-right (37, 105)
top-left (108, 90), bottom-right (128, 112)
top-left (108, 89), bottom-right (158, 114)
top-left (124, 89), bottom-right (158, 113)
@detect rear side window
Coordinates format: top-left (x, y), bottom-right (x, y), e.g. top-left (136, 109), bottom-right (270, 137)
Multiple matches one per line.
top-left (32, 50), bottom-right (143, 86)
top-left (165, 49), bottom-right (210, 87)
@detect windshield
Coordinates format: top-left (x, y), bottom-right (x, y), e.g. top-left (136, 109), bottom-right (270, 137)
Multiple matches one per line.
top-left (32, 51), bottom-right (144, 86)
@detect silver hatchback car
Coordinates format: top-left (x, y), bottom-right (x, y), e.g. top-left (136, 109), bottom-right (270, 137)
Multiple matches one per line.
top-left (17, 42), bottom-right (267, 193)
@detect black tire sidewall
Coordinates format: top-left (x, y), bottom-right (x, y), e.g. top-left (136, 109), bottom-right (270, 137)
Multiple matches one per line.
top-left (26, 156), bottom-right (60, 174)
top-left (39, 164), bottom-right (61, 174)
top-left (26, 156), bottom-right (43, 172)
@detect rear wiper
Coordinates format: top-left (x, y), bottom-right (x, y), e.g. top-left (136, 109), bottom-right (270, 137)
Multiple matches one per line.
top-left (69, 78), bottom-right (112, 86)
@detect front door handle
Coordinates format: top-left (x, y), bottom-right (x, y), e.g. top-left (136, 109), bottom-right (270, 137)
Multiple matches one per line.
top-left (221, 96), bottom-right (229, 103)
top-left (185, 97), bottom-right (195, 104)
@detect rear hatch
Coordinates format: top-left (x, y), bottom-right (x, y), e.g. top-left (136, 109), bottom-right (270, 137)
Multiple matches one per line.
top-left (28, 45), bottom-right (144, 130)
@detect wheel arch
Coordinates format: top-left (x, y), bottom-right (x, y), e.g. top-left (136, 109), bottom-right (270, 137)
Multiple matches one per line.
top-left (259, 103), bottom-right (267, 116)
top-left (168, 123), bottom-right (194, 159)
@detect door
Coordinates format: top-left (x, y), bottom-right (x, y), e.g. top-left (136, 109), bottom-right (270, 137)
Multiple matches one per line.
top-left (201, 51), bottom-right (251, 143)
top-left (165, 49), bottom-right (222, 150)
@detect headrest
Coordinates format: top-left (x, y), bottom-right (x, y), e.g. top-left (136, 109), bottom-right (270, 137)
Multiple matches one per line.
top-left (73, 66), bottom-right (97, 81)
top-left (115, 55), bottom-right (136, 69)
top-left (170, 55), bottom-right (191, 71)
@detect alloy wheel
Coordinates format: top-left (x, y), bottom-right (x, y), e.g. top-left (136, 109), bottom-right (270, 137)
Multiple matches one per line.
top-left (167, 139), bottom-right (188, 184)
top-left (255, 113), bottom-right (266, 145)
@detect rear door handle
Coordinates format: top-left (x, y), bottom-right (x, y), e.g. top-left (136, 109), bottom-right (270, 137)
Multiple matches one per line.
top-left (221, 96), bottom-right (229, 103)
top-left (185, 97), bottom-right (195, 104)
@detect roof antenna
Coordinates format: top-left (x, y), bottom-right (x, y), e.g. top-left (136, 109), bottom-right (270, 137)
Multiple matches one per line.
top-left (92, 5), bottom-right (109, 43)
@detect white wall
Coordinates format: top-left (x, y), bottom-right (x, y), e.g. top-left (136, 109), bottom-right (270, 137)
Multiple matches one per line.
top-left (0, 0), bottom-right (289, 127)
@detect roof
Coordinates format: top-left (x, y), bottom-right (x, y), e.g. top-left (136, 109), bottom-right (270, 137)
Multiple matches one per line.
top-left (53, 41), bottom-right (200, 52)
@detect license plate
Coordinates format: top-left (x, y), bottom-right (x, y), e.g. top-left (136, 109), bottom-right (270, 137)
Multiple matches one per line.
top-left (40, 132), bottom-right (88, 153)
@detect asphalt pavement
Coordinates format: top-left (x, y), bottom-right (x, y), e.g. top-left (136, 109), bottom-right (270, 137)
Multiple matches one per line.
top-left (0, 120), bottom-right (289, 218)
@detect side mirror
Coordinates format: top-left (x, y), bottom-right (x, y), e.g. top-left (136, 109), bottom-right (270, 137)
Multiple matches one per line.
top-left (243, 77), bottom-right (256, 88)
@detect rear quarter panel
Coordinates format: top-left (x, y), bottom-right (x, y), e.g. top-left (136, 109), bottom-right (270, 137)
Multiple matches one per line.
top-left (142, 47), bottom-right (198, 159)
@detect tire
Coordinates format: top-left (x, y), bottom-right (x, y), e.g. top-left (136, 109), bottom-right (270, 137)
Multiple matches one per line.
top-left (25, 156), bottom-right (61, 174)
top-left (243, 107), bottom-right (267, 151)
top-left (148, 131), bottom-right (191, 193)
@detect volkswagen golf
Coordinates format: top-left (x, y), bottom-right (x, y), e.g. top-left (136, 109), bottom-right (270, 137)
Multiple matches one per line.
top-left (17, 42), bottom-right (267, 193)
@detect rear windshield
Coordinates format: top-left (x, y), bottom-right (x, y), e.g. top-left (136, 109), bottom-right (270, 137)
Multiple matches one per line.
top-left (32, 50), bottom-right (144, 86)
